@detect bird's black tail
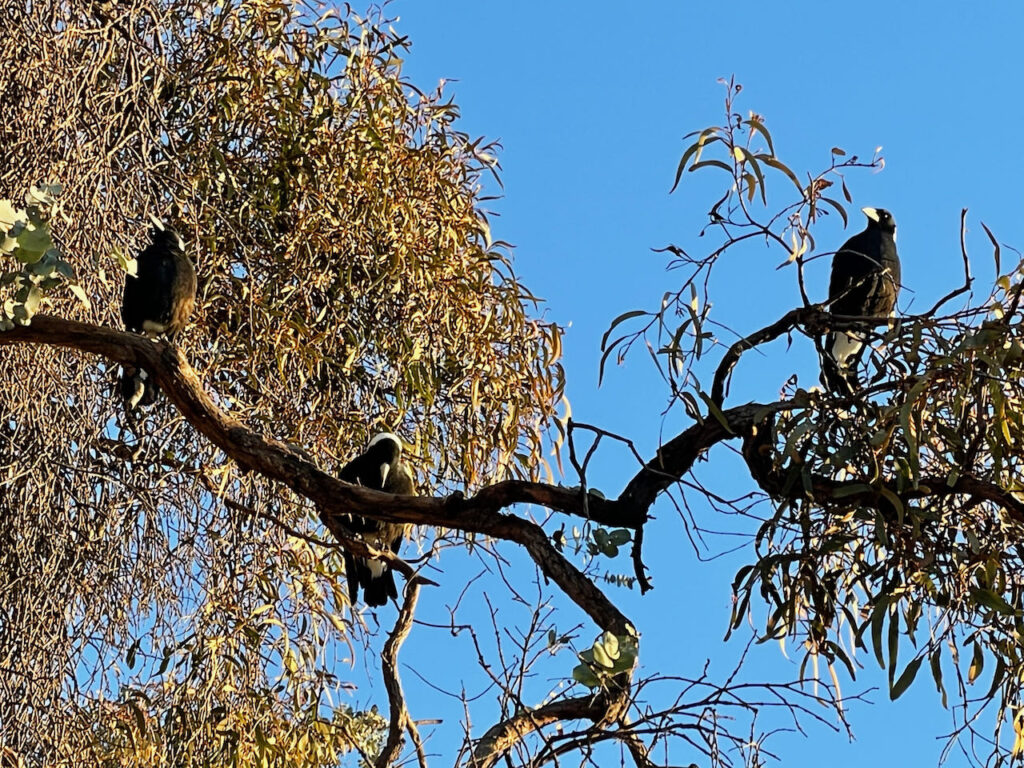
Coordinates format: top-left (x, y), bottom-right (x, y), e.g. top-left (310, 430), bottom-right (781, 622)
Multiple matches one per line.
top-left (344, 552), bottom-right (397, 608)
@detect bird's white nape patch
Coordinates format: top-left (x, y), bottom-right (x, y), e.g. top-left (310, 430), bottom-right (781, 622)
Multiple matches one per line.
top-left (367, 432), bottom-right (402, 451)
top-left (861, 207), bottom-right (880, 223)
top-left (379, 462), bottom-right (391, 486)
top-left (831, 332), bottom-right (863, 367)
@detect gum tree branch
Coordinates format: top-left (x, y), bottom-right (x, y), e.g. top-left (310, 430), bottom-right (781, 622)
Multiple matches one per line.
top-left (469, 692), bottom-right (623, 768)
top-left (740, 413), bottom-right (1024, 521)
top-left (711, 306), bottom-right (822, 407)
top-left (618, 400), bottom-right (795, 514)
top-left (1, 315), bottom-right (778, 632)
top-left (2, 316), bottom-right (645, 765)
top-left (375, 581), bottom-right (421, 768)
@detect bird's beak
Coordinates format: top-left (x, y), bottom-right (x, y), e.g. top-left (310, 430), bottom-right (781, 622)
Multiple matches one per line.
top-left (862, 207), bottom-right (880, 223)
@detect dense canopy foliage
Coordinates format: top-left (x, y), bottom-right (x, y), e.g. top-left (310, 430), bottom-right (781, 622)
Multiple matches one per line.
top-left (0, 0), bottom-right (563, 763)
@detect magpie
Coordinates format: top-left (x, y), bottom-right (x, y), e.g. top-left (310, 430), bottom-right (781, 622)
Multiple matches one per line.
top-left (120, 223), bottom-right (196, 409)
top-left (820, 207), bottom-right (900, 393)
top-left (339, 433), bottom-right (415, 607)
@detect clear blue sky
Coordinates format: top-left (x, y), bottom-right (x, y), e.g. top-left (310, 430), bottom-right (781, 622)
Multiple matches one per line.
top-left (355, 2), bottom-right (1024, 765)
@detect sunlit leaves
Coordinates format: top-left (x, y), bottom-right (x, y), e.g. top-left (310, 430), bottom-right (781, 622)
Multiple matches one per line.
top-left (572, 631), bottom-right (639, 690)
top-left (81, 692), bottom-right (387, 767)
top-left (0, 1), bottom-right (565, 763)
top-left (0, 186), bottom-right (86, 328)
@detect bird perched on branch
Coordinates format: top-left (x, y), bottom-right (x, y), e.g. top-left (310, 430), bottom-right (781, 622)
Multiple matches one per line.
top-left (120, 222), bottom-right (196, 410)
top-left (339, 433), bottom-right (416, 607)
top-left (820, 207), bottom-right (900, 393)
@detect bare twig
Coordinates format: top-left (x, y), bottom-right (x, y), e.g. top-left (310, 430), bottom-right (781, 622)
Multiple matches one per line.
top-left (924, 208), bottom-right (973, 317)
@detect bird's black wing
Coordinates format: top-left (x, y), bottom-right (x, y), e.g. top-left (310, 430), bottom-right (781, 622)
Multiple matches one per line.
top-left (149, 247), bottom-right (179, 329)
top-left (339, 451), bottom-right (414, 608)
top-left (339, 453), bottom-right (389, 606)
top-left (121, 250), bottom-right (152, 333)
top-left (861, 238), bottom-right (900, 317)
top-left (821, 228), bottom-right (900, 392)
top-left (822, 230), bottom-right (877, 392)
top-left (827, 230), bottom-right (877, 315)
top-left (122, 240), bottom-right (173, 332)
top-left (338, 454), bottom-right (386, 534)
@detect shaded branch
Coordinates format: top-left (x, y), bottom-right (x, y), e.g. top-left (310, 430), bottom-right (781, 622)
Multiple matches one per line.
top-left (740, 412), bottom-right (1024, 521)
top-left (711, 307), bottom-right (821, 407)
top-left (710, 305), bottom-right (904, 408)
top-left (468, 691), bottom-right (626, 768)
top-left (630, 524), bottom-right (652, 594)
top-left (375, 581), bottom-right (421, 768)
top-left (618, 400), bottom-right (795, 514)
top-left (1, 316), bottom-right (635, 635)
top-left (819, 473), bottom-right (1024, 522)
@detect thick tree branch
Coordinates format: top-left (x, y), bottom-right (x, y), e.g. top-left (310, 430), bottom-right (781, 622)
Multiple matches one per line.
top-left (812, 473), bottom-right (1024, 521)
top-left (1, 316), bottom-right (636, 635)
top-left (740, 413), bottom-right (1024, 521)
top-left (468, 691), bottom-right (627, 768)
top-left (618, 400), bottom-right (795, 514)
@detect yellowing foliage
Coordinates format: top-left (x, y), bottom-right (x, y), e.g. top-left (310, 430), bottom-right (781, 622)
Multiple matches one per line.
top-left (0, 0), bottom-right (564, 762)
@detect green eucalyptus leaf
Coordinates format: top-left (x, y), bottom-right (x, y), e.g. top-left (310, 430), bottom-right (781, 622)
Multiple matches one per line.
top-left (572, 663), bottom-right (601, 689)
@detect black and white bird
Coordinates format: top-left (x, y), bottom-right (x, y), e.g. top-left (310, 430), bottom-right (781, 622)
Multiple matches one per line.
top-left (339, 433), bottom-right (415, 607)
top-left (820, 207), bottom-right (900, 393)
top-left (120, 222), bottom-right (197, 409)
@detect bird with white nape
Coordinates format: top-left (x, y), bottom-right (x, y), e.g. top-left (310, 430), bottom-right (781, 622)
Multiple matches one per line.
top-left (120, 220), bottom-right (196, 410)
top-left (339, 432), bottom-right (416, 608)
top-left (820, 206), bottom-right (900, 394)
